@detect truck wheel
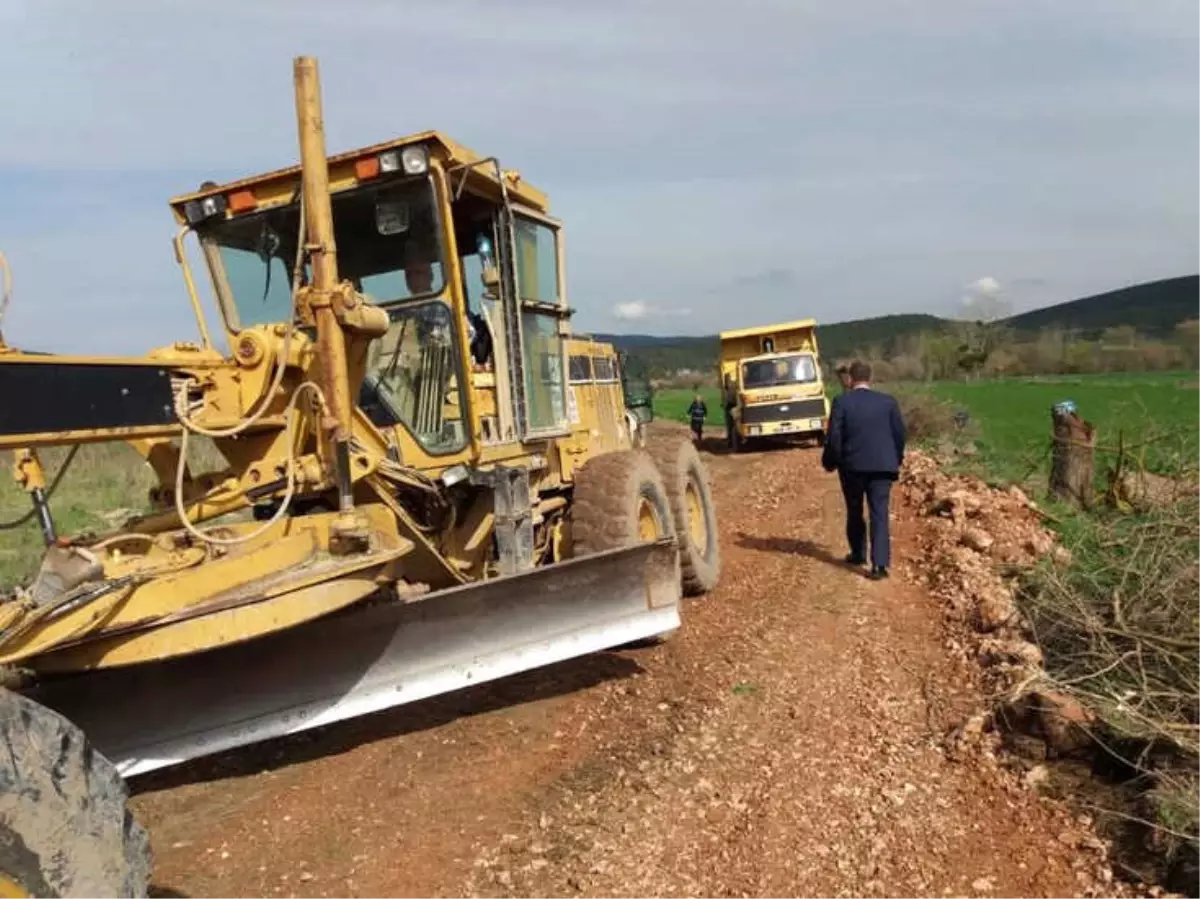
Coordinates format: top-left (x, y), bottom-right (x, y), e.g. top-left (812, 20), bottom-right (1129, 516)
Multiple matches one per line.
top-left (572, 450), bottom-right (675, 555)
top-left (646, 433), bottom-right (721, 595)
top-left (0, 690), bottom-right (151, 898)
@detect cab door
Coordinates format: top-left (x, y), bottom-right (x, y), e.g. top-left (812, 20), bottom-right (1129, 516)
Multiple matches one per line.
top-left (498, 204), bottom-right (571, 441)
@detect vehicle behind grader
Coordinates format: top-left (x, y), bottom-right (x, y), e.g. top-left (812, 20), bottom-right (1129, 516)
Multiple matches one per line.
top-left (0, 56), bottom-right (721, 897)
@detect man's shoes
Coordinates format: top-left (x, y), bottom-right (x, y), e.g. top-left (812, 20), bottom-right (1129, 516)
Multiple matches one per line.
top-left (844, 553), bottom-right (866, 566)
top-left (868, 566), bottom-right (890, 580)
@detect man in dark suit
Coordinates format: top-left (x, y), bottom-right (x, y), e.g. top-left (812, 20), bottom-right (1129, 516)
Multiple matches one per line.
top-left (821, 360), bottom-right (907, 579)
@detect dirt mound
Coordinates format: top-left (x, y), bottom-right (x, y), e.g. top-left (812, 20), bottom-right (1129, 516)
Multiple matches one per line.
top-left (899, 452), bottom-right (1065, 700)
top-left (897, 451), bottom-right (1181, 897)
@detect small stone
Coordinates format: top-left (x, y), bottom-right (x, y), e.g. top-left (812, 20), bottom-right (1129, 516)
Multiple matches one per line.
top-left (299, 872), bottom-right (315, 882)
top-left (972, 875), bottom-right (996, 892)
top-left (1024, 531), bottom-right (1054, 556)
top-left (961, 527), bottom-right (995, 553)
top-left (979, 638), bottom-right (1042, 668)
top-left (1022, 764), bottom-right (1050, 789)
top-left (976, 588), bottom-right (1016, 632)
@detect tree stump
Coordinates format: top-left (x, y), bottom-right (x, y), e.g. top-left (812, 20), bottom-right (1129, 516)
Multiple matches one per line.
top-left (1049, 407), bottom-right (1096, 508)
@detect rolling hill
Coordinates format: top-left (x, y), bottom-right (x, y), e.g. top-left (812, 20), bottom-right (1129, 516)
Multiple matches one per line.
top-left (1004, 275), bottom-right (1197, 337)
top-left (594, 275), bottom-right (1198, 377)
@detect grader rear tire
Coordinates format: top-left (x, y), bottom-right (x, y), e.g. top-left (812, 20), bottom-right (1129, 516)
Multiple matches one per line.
top-left (646, 433), bottom-right (721, 596)
top-left (0, 690), bottom-right (151, 898)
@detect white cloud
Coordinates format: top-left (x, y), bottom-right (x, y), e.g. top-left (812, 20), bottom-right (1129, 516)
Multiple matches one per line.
top-left (613, 301), bottom-right (650, 321)
top-left (611, 301), bottom-right (694, 322)
top-left (966, 275), bottom-right (1002, 297)
top-left (959, 276), bottom-right (1013, 322)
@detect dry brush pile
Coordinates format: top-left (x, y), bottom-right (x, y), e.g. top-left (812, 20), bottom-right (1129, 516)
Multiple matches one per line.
top-left (898, 450), bottom-right (1199, 894)
top-left (1020, 478), bottom-right (1198, 890)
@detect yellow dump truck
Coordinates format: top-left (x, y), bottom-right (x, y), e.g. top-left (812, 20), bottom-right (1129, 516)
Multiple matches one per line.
top-left (718, 318), bottom-right (829, 452)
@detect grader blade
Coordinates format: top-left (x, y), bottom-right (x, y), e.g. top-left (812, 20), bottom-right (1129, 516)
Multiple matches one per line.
top-left (25, 539), bottom-right (680, 779)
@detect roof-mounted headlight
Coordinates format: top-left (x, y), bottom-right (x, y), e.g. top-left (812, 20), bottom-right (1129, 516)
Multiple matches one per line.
top-left (183, 194), bottom-right (228, 224)
top-left (378, 150), bottom-right (402, 174)
top-left (379, 145), bottom-right (429, 176)
top-left (400, 146), bottom-right (429, 174)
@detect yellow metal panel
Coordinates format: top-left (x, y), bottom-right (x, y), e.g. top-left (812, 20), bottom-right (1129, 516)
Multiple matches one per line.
top-left (33, 568), bottom-right (390, 672)
top-left (169, 130), bottom-right (550, 222)
top-left (0, 531), bottom-right (320, 662)
top-left (717, 318), bottom-right (816, 342)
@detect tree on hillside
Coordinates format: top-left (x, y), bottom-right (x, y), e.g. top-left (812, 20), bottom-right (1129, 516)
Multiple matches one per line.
top-left (918, 332), bottom-right (963, 381)
top-left (1097, 325), bottom-right (1143, 372)
top-left (951, 279), bottom-right (1014, 379)
top-left (1175, 319), bottom-right (1199, 369)
top-left (1101, 324), bottom-right (1139, 348)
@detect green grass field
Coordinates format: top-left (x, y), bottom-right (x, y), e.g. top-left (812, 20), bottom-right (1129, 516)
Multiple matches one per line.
top-left (0, 440), bottom-right (226, 589)
top-left (654, 387), bottom-right (726, 428)
top-left (654, 372), bottom-right (1199, 486)
top-left (925, 371), bottom-right (1198, 485)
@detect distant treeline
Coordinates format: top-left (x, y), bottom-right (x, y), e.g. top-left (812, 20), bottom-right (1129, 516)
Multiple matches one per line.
top-left (597, 274), bottom-right (1199, 381)
top-left (843, 319), bottom-right (1199, 383)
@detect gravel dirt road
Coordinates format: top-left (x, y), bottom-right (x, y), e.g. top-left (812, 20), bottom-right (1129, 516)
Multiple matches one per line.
top-left (131, 433), bottom-right (1113, 898)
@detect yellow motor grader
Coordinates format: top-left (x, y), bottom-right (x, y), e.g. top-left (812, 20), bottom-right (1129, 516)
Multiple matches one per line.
top-left (0, 57), bottom-right (720, 897)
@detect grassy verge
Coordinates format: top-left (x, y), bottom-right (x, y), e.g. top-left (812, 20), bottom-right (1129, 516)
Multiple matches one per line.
top-left (0, 439), bottom-right (225, 589)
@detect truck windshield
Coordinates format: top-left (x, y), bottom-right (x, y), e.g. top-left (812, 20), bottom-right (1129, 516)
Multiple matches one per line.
top-left (199, 175), bottom-right (445, 330)
top-left (741, 353), bottom-right (818, 389)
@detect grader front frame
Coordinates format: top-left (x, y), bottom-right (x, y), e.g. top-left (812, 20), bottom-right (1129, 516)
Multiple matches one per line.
top-left (0, 56), bottom-right (720, 898)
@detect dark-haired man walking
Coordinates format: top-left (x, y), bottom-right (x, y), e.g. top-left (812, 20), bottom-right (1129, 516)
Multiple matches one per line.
top-left (821, 360), bottom-right (907, 579)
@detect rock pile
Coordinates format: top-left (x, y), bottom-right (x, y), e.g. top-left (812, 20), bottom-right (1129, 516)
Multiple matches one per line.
top-left (898, 451), bottom-right (1091, 761)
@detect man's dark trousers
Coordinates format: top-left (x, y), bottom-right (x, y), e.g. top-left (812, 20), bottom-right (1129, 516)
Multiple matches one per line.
top-left (839, 471), bottom-right (893, 569)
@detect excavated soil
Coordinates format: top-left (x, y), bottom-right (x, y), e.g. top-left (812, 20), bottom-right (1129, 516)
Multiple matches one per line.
top-left (131, 431), bottom-right (1136, 898)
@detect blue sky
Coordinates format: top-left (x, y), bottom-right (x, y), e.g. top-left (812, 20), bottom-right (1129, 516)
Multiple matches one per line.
top-left (0, 0), bottom-right (1196, 354)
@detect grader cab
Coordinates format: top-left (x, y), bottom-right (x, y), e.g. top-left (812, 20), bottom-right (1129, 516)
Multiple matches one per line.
top-left (0, 57), bottom-right (720, 897)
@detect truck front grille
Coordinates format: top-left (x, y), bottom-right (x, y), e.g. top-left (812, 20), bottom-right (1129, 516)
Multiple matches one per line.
top-left (741, 398), bottom-right (826, 425)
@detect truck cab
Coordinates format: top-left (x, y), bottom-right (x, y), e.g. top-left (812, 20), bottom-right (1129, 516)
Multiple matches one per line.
top-left (717, 318), bottom-right (829, 451)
